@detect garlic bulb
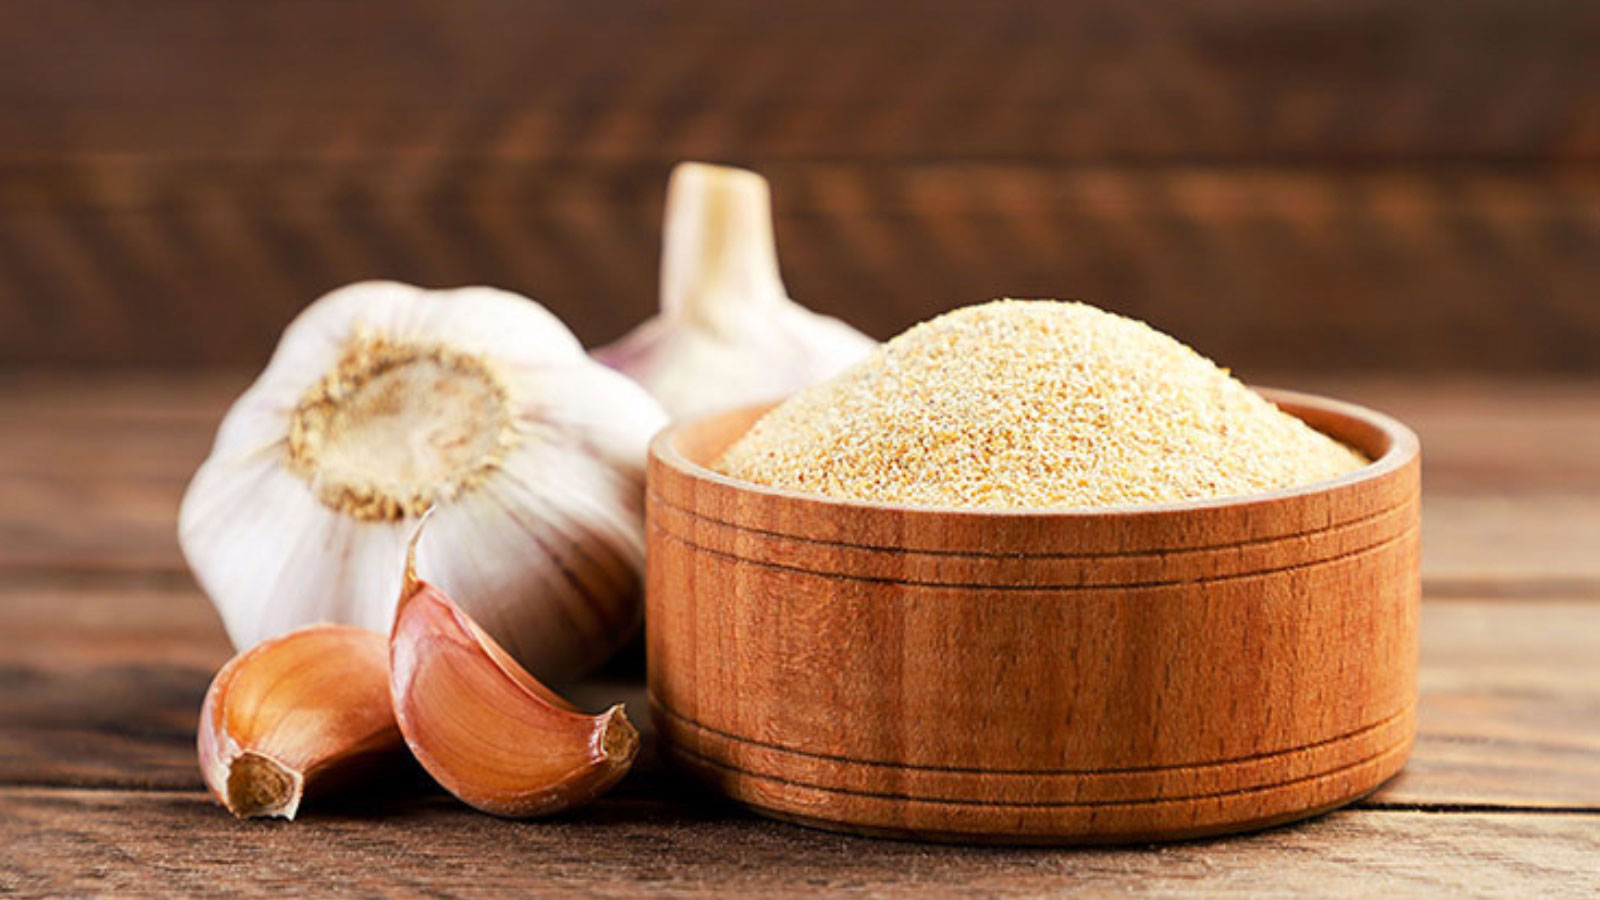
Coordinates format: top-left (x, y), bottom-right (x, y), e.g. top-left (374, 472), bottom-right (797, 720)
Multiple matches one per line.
top-left (593, 162), bottom-right (878, 420)
top-left (180, 281), bottom-right (668, 680)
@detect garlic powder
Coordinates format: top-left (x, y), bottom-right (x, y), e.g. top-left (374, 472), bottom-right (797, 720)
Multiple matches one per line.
top-left (713, 299), bottom-right (1366, 508)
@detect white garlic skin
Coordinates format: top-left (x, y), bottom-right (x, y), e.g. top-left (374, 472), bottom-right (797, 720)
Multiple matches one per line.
top-left (179, 281), bottom-right (668, 681)
top-left (594, 301), bottom-right (876, 422)
top-left (594, 162), bottom-right (877, 420)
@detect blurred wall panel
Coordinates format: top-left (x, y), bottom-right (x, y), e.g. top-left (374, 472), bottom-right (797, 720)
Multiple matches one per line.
top-left (0, 0), bottom-right (1596, 370)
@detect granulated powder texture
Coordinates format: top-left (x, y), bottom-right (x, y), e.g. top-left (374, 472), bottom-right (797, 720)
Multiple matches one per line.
top-left (713, 300), bottom-right (1367, 508)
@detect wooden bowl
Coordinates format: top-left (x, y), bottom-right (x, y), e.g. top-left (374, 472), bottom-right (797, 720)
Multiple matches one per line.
top-left (646, 388), bottom-right (1420, 844)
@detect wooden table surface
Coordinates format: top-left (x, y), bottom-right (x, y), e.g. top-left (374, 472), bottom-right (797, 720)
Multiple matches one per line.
top-left (2, 372), bottom-right (1598, 896)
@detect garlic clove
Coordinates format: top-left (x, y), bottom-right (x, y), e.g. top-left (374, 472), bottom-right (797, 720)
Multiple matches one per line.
top-left (180, 281), bottom-right (668, 681)
top-left (389, 539), bottom-right (639, 818)
top-left (594, 162), bottom-right (878, 420)
top-left (197, 624), bottom-right (404, 820)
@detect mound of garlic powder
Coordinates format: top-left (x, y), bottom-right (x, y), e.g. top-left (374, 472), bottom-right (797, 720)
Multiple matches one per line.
top-left (714, 300), bottom-right (1367, 508)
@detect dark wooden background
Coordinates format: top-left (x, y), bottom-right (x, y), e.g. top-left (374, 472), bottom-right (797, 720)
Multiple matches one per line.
top-left (2, 0), bottom-right (1597, 373)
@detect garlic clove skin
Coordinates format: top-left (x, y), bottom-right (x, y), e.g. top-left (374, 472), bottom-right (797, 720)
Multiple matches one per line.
top-left (197, 624), bottom-right (403, 820)
top-left (593, 162), bottom-right (878, 420)
top-left (180, 281), bottom-right (668, 681)
top-left (390, 544), bottom-right (639, 818)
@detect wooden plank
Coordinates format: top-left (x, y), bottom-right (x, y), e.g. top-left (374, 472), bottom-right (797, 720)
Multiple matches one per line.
top-left (0, 371), bottom-right (232, 574)
top-left (0, 165), bottom-right (1598, 370)
top-left (1, 577), bottom-right (1595, 811)
top-left (1300, 378), bottom-right (1600, 495)
top-left (3, 0), bottom-right (1596, 165)
top-left (1297, 377), bottom-right (1600, 594)
top-left (0, 582), bottom-right (227, 790)
top-left (0, 791), bottom-right (1595, 896)
top-left (4, 373), bottom-right (1596, 589)
top-left (1371, 599), bottom-right (1600, 809)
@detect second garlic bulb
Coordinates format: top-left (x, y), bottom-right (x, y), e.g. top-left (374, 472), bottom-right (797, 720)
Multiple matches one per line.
top-left (180, 281), bottom-right (668, 681)
top-left (594, 162), bottom-right (878, 420)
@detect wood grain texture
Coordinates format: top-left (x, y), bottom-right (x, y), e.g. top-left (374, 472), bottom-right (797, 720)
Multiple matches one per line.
top-left (645, 392), bottom-right (1422, 841)
top-left (3, 789), bottom-right (1597, 898)
top-left (1, 164), bottom-right (1597, 371)
top-left (1374, 598), bottom-right (1600, 810)
top-left (6, 0), bottom-right (1596, 166)
top-left (3, 1), bottom-right (1598, 369)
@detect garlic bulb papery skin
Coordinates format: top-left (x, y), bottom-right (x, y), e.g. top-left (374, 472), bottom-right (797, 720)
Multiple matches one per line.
top-left (593, 162), bottom-right (878, 420)
top-left (180, 281), bottom-right (669, 681)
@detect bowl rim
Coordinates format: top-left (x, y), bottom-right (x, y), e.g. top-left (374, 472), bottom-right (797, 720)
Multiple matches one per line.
top-left (649, 385), bottom-right (1420, 520)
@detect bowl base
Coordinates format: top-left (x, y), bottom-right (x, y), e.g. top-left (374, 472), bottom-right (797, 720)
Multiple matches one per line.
top-left (655, 698), bottom-right (1413, 846)
top-left (734, 781), bottom-right (1396, 846)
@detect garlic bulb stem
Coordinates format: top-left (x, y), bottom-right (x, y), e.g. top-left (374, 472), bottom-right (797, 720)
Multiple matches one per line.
top-left (661, 162), bottom-right (787, 332)
top-left (594, 163), bottom-right (878, 421)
